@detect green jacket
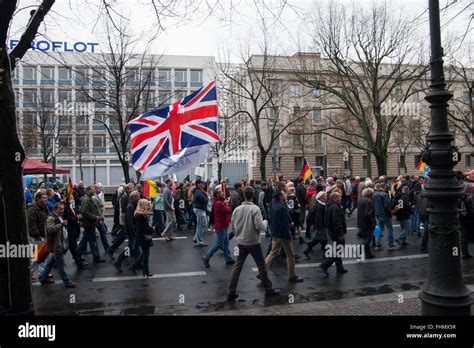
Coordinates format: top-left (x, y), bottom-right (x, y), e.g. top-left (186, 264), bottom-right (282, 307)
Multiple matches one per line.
top-left (81, 195), bottom-right (100, 227)
top-left (46, 214), bottom-right (64, 255)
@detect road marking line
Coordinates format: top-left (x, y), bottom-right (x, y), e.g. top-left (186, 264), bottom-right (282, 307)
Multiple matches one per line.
top-left (125, 236), bottom-right (188, 242)
top-left (261, 225), bottom-right (422, 235)
top-left (92, 271), bottom-right (206, 283)
top-left (251, 253), bottom-right (429, 271)
top-left (32, 280), bottom-right (63, 286)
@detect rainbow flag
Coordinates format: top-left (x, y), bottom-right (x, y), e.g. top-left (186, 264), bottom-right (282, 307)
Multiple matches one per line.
top-left (416, 160), bottom-right (430, 178)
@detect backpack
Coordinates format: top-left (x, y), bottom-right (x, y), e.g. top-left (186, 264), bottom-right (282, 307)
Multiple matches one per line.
top-left (350, 184), bottom-right (357, 195)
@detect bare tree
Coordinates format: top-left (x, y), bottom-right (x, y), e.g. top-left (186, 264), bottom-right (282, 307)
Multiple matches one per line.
top-left (73, 18), bottom-right (161, 183)
top-left (294, 2), bottom-right (429, 176)
top-left (210, 65), bottom-right (250, 181)
top-left (217, 41), bottom-right (309, 180)
top-left (446, 58), bottom-right (473, 149)
top-left (0, 0), bottom-right (55, 314)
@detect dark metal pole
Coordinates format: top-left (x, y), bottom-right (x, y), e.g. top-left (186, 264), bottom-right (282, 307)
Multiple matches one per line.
top-left (418, 0), bottom-right (472, 315)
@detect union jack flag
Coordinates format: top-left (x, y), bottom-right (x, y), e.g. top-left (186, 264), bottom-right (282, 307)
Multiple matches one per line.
top-left (128, 81), bottom-right (220, 173)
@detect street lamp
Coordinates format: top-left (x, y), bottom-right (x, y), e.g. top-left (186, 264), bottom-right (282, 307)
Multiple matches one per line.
top-left (418, 0), bottom-right (472, 315)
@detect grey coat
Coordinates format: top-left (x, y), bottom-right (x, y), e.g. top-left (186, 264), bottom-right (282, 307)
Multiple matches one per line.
top-left (163, 186), bottom-right (174, 211)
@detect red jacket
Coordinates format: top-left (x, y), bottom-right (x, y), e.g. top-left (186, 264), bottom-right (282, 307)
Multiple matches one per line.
top-left (306, 187), bottom-right (316, 205)
top-left (213, 196), bottom-right (231, 230)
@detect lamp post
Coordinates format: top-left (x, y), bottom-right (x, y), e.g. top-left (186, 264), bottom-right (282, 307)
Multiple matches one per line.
top-left (418, 0), bottom-right (472, 315)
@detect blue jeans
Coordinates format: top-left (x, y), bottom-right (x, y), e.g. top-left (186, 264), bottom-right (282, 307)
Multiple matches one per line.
top-left (153, 210), bottom-right (165, 234)
top-left (108, 226), bottom-right (126, 253)
top-left (411, 209), bottom-right (421, 236)
top-left (29, 237), bottom-right (47, 276)
top-left (77, 226), bottom-right (101, 260)
top-left (375, 216), bottom-right (395, 247)
top-left (187, 205), bottom-right (196, 227)
top-left (40, 253), bottom-right (71, 285)
top-left (97, 220), bottom-right (110, 251)
top-left (420, 216), bottom-right (429, 251)
top-left (398, 219), bottom-right (410, 242)
top-left (349, 198), bottom-right (357, 214)
top-left (193, 208), bottom-right (207, 245)
top-left (203, 228), bottom-right (232, 263)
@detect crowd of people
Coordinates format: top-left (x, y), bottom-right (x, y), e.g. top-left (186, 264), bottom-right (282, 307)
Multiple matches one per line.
top-left (24, 171), bottom-right (474, 301)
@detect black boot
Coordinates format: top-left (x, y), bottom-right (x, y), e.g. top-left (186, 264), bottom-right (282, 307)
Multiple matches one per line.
top-left (303, 249), bottom-right (311, 260)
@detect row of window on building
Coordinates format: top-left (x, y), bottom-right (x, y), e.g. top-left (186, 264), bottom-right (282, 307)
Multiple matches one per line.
top-left (268, 82), bottom-right (428, 102)
top-left (13, 66), bottom-right (203, 88)
top-left (15, 87), bottom-right (196, 110)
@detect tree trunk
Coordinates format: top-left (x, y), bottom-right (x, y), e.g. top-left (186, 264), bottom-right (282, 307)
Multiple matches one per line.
top-left (217, 161), bottom-right (223, 182)
top-left (121, 159), bottom-right (130, 183)
top-left (0, 51), bottom-right (33, 314)
top-left (375, 151), bottom-right (388, 177)
top-left (366, 150), bottom-right (372, 178)
top-left (259, 151), bottom-right (267, 181)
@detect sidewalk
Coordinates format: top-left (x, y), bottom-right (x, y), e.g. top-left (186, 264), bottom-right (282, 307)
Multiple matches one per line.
top-left (204, 285), bottom-right (474, 316)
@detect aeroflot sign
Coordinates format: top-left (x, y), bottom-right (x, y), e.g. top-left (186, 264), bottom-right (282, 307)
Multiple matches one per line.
top-left (8, 39), bottom-right (99, 53)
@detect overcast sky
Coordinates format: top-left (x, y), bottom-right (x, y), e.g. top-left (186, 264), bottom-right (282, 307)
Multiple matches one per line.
top-left (8, 0), bottom-right (472, 62)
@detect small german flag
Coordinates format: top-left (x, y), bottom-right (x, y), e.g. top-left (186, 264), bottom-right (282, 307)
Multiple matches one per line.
top-left (300, 158), bottom-right (312, 183)
top-left (67, 177), bottom-right (73, 202)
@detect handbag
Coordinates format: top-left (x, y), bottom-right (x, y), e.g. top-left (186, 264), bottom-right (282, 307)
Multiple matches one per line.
top-left (373, 225), bottom-right (382, 237)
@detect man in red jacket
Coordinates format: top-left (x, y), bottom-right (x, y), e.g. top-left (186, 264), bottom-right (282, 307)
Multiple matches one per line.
top-left (202, 186), bottom-right (235, 267)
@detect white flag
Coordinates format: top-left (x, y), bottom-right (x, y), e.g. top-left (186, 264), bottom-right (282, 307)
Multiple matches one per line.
top-left (140, 145), bottom-right (210, 180)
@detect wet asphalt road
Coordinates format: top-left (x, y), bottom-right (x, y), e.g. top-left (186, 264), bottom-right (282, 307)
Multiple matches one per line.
top-left (32, 215), bottom-right (474, 315)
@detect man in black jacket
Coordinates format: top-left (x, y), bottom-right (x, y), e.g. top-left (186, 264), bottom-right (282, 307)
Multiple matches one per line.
top-left (320, 192), bottom-right (348, 275)
top-left (392, 186), bottom-right (412, 247)
top-left (357, 188), bottom-right (376, 259)
top-left (113, 191), bottom-right (140, 272)
top-left (230, 182), bottom-right (243, 212)
top-left (107, 183), bottom-right (134, 258)
top-left (265, 189), bottom-right (303, 283)
top-left (192, 179), bottom-right (209, 247)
